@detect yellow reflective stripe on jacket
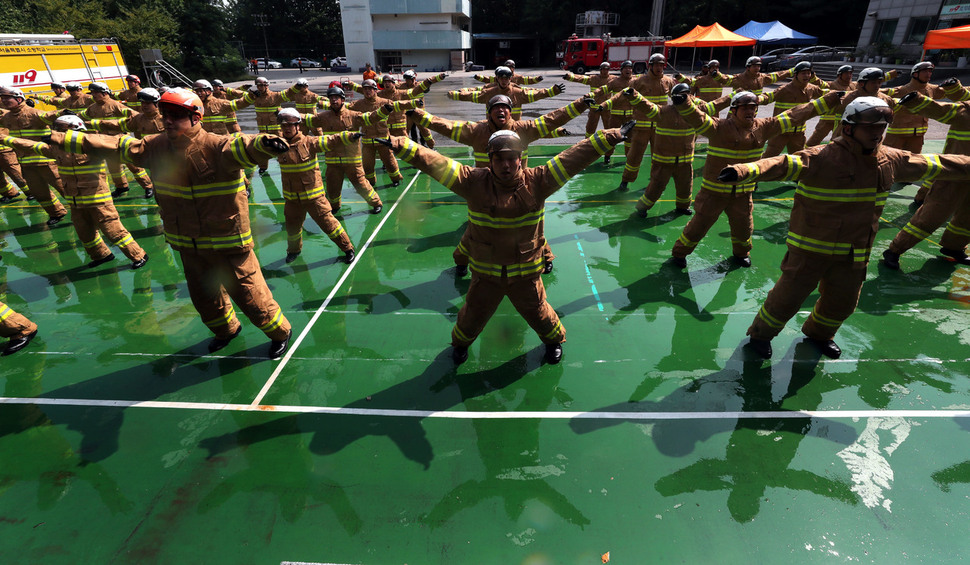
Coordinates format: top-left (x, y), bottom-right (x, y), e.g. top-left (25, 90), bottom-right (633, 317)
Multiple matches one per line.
top-left (795, 183), bottom-right (886, 205)
top-left (946, 129), bottom-right (970, 142)
top-left (468, 256), bottom-right (545, 277)
top-left (165, 230), bottom-right (254, 251)
top-left (155, 177), bottom-right (246, 199)
top-left (467, 208), bottom-right (543, 229)
top-left (746, 154), bottom-right (803, 183)
top-left (707, 146), bottom-right (764, 160)
top-left (919, 154), bottom-right (944, 184)
top-left (283, 185), bottom-right (327, 200)
top-left (59, 162), bottom-right (106, 176)
top-left (546, 155), bottom-right (570, 187)
top-left (651, 152), bottom-right (693, 164)
top-left (279, 161), bottom-right (318, 173)
top-left (324, 155), bottom-right (363, 165)
top-left (65, 192), bottom-right (113, 206)
top-left (588, 131), bottom-right (612, 155)
top-left (654, 126), bottom-right (694, 137)
top-left (886, 125), bottom-right (928, 136)
top-left (0, 304), bottom-right (14, 322)
top-left (786, 231), bottom-right (868, 261)
top-left (700, 178), bottom-right (756, 193)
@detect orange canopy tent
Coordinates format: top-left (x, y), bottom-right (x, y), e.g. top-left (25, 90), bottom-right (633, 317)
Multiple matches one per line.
top-left (667, 23), bottom-right (757, 72)
top-left (923, 24), bottom-right (970, 51)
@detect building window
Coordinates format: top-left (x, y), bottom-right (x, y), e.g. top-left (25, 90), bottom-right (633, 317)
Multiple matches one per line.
top-left (872, 19), bottom-right (898, 45)
top-left (905, 17), bottom-right (935, 43)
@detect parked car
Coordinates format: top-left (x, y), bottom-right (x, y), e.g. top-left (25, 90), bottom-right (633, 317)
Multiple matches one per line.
top-left (759, 48), bottom-right (798, 70)
top-left (289, 57), bottom-right (322, 68)
top-left (330, 56), bottom-right (348, 69)
top-left (255, 58), bottom-right (282, 69)
top-left (776, 46), bottom-right (853, 68)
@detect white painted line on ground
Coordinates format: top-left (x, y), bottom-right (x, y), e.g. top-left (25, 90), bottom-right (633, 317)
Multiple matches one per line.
top-left (3, 396), bottom-right (970, 421)
top-left (250, 173), bottom-right (422, 406)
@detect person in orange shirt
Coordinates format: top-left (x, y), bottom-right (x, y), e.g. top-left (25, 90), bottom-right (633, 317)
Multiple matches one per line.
top-left (363, 63), bottom-right (377, 82)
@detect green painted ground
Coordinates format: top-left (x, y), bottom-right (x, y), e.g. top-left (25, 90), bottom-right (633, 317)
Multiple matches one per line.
top-left (3, 142), bottom-right (970, 564)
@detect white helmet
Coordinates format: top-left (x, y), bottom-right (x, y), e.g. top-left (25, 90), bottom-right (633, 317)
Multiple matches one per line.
top-left (857, 67), bottom-right (885, 82)
top-left (746, 56), bottom-right (762, 67)
top-left (137, 87), bottom-right (161, 103)
top-left (54, 114), bottom-right (86, 131)
top-left (276, 107), bottom-right (301, 124)
top-left (0, 86), bottom-right (25, 99)
top-left (65, 82), bottom-right (82, 91)
top-left (842, 96), bottom-right (893, 125)
top-left (255, 76), bottom-right (269, 86)
top-left (495, 66), bottom-right (513, 78)
top-left (88, 82), bottom-right (110, 94)
top-left (295, 78), bottom-right (309, 87)
top-left (403, 69), bottom-right (416, 79)
top-left (487, 130), bottom-right (524, 155)
top-left (193, 79), bottom-right (213, 90)
top-left (730, 91), bottom-right (758, 108)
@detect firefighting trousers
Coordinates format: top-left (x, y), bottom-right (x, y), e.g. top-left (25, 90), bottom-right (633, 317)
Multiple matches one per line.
top-left (585, 109), bottom-right (605, 137)
top-left (747, 249), bottom-right (867, 341)
top-left (106, 155), bottom-right (152, 191)
top-left (885, 133), bottom-right (931, 200)
top-left (763, 131), bottom-right (807, 159)
top-left (0, 300), bottom-right (37, 340)
top-left (672, 188), bottom-right (753, 258)
top-left (21, 163), bottom-right (67, 219)
top-left (283, 195), bottom-right (354, 254)
top-left (0, 151), bottom-right (26, 194)
top-left (403, 114), bottom-right (435, 148)
top-left (324, 163), bottom-right (382, 210)
top-left (70, 203), bottom-right (146, 262)
top-left (361, 142), bottom-right (403, 184)
top-left (179, 249), bottom-right (291, 341)
top-left (888, 179), bottom-right (970, 255)
top-left (451, 271), bottom-right (565, 347)
top-left (806, 120), bottom-right (836, 146)
top-left (636, 160), bottom-right (693, 212)
top-left (605, 111), bottom-right (632, 159)
top-left (620, 126), bottom-right (654, 183)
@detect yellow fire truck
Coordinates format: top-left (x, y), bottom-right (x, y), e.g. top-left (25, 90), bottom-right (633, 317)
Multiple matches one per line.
top-left (0, 33), bottom-right (130, 98)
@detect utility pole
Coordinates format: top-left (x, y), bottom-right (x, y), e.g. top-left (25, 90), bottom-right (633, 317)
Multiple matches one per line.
top-left (254, 13), bottom-right (270, 69)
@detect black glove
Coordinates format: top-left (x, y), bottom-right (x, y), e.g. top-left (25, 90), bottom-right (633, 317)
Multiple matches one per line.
top-left (436, 72), bottom-right (446, 81)
top-left (40, 134), bottom-right (53, 144)
top-left (415, 98), bottom-right (424, 108)
top-left (943, 77), bottom-right (960, 88)
top-left (349, 132), bottom-right (363, 141)
top-left (248, 85), bottom-right (259, 96)
top-left (717, 168), bottom-right (739, 183)
top-left (474, 74), bottom-right (484, 81)
top-left (60, 109), bottom-right (76, 116)
top-left (260, 136), bottom-right (289, 154)
top-left (562, 73), bottom-right (571, 79)
top-left (619, 119), bottom-right (636, 141)
top-left (341, 81), bottom-right (352, 89)
top-left (374, 137), bottom-right (393, 148)
top-left (899, 91), bottom-right (920, 105)
top-left (581, 96), bottom-right (596, 106)
top-left (671, 92), bottom-right (688, 106)
top-left (535, 75), bottom-right (543, 82)
top-left (675, 73), bottom-right (684, 81)
top-left (382, 103), bottom-right (395, 114)
top-left (833, 91), bottom-right (846, 101)
top-left (709, 70), bottom-right (719, 78)
top-left (553, 83), bottom-right (565, 94)
top-left (623, 87), bottom-right (636, 97)
top-left (557, 128), bottom-right (573, 136)
top-left (405, 109), bottom-right (416, 117)
top-left (25, 98), bottom-right (35, 108)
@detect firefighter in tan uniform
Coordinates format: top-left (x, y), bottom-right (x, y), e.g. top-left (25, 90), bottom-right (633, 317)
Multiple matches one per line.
top-left (244, 76), bottom-right (300, 174)
top-left (347, 79), bottom-right (418, 187)
top-left (0, 107), bottom-right (28, 203)
top-left (564, 62), bottom-right (613, 137)
top-left (602, 84), bottom-right (730, 217)
top-left (713, 56), bottom-right (793, 96)
top-left (1, 115), bottom-right (149, 269)
top-left (0, 86), bottom-right (68, 225)
top-left (192, 80), bottom-right (253, 136)
top-left (274, 108), bottom-right (357, 264)
top-left (212, 79), bottom-right (246, 134)
top-left (883, 61), bottom-right (948, 206)
top-left (718, 97), bottom-right (970, 359)
top-left (398, 70), bottom-right (437, 148)
top-left (381, 125), bottom-right (632, 365)
top-left (75, 82), bottom-right (154, 199)
top-left (807, 65), bottom-right (855, 146)
top-left (47, 88), bottom-right (294, 358)
top-left (301, 86), bottom-right (386, 214)
top-left (595, 60), bottom-right (638, 165)
top-left (762, 61), bottom-right (828, 158)
top-left (883, 85), bottom-right (970, 269)
top-left (33, 82), bottom-right (91, 110)
top-left (116, 75), bottom-right (142, 111)
top-left (670, 89), bottom-right (844, 268)
top-left (364, 73), bottom-right (445, 140)
top-left (409, 93), bottom-right (591, 274)
top-left (611, 53), bottom-right (678, 191)
top-left (289, 78), bottom-right (326, 135)
top-left (675, 59), bottom-right (725, 102)
top-left (0, 300), bottom-right (37, 356)
top-left (473, 59), bottom-right (543, 85)
top-left (447, 66), bottom-right (563, 121)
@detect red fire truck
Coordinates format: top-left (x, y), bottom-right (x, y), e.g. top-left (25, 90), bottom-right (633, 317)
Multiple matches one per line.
top-left (558, 34), bottom-right (668, 75)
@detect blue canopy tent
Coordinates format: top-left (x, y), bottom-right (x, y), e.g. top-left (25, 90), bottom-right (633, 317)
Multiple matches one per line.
top-left (734, 20), bottom-right (818, 46)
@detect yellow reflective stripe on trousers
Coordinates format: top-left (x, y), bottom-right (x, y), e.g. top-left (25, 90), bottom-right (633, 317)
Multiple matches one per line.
top-left (651, 152), bottom-right (693, 164)
top-left (203, 306), bottom-right (236, 329)
top-left (283, 185), bottom-right (327, 200)
top-left (756, 304), bottom-right (786, 329)
top-left (154, 176), bottom-right (246, 199)
top-left (700, 178), bottom-right (756, 193)
top-left (66, 193), bottom-right (113, 206)
top-left (258, 308), bottom-right (286, 333)
top-left (165, 230), bottom-right (254, 251)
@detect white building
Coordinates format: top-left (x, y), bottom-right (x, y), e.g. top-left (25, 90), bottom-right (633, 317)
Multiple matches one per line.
top-left (857, 0), bottom-right (970, 62)
top-left (339, 0), bottom-right (472, 73)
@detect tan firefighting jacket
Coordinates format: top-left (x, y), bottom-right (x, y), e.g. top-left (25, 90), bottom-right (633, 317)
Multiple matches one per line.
top-left (0, 103), bottom-right (58, 166)
top-left (902, 92), bottom-right (970, 155)
top-left (883, 79), bottom-right (948, 137)
top-left (1, 136), bottom-right (109, 207)
top-left (117, 87), bottom-right (141, 110)
top-left (473, 72), bottom-right (543, 85)
top-left (389, 129), bottom-right (623, 276)
top-left (762, 79), bottom-right (827, 132)
top-left (447, 83), bottom-right (560, 120)
top-left (276, 131), bottom-right (357, 201)
top-left (200, 96), bottom-right (253, 135)
top-left (243, 86), bottom-right (299, 133)
top-left (50, 125), bottom-right (282, 253)
top-left (628, 72), bottom-right (678, 129)
top-left (714, 68), bottom-right (793, 95)
top-left (727, 135), bottom-right (970, 265)
top-left (302, 106), bottom-right (390, 166)
top-left (677, 90), bottom-right (842, 194)
top-left (412, 97), bottom-right (589, 165)
top-left (35, 92), bottom-right (92, 110)
top-left (76, 98), bottom-right (132, 121)
top-left (88, 109), bottom-right (165, 138)
top-left (347, 97), bottom-right (417, 140)
top-left (564, 71), bottom-right (613, 103)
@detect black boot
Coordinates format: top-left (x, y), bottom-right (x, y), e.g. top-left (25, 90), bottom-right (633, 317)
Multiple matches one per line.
top-left (268, 330), bottom-right (292, 359)
top-left (131, 254), bottom-right (149, 270)
top-left (544, 343), bottom-right (563, 364)
top-left (747, 338), bottom-right (772, 359)
top-left (208, 326), bottom-right (242, 353)
top-left (344, 249), bottom-right (356, 264)
top-left (87, 253), bottom-right (116, 268)
top-left (2, 329), bottom-right (37, 356)
top-left (806, 338), bottom-right (841, 359)
top-left (882, 248), bottom-right (900, 270)
top-left (452, 345), bottom-right (468, 364)
top-left (285, 252), bottom-right (300, 264)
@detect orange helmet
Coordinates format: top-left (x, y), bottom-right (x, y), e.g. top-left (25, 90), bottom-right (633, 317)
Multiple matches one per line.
top-left (159, 88), bottom-right (204, 119)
